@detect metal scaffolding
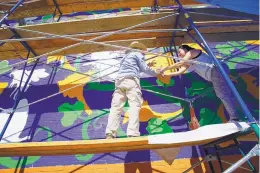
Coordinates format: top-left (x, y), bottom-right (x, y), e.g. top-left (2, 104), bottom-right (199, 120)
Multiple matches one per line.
top-left (0, 0), bottom-right (259, 172)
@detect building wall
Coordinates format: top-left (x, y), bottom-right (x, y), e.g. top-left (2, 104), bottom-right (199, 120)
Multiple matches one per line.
top-left (0, 36), bottom-right (259, 173)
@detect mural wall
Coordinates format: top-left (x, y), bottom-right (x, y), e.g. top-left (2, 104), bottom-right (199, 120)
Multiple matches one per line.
top-left (0, 8), bottom-right (259, 173)
top-left (0, 40), bottom-right (259, 172)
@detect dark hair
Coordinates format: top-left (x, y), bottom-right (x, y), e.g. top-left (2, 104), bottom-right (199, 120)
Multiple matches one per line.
top-left (178, 45), bottom-right (194, 52)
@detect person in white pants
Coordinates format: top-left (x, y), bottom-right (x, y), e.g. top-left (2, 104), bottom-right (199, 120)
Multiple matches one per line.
top-left (105, 41), bottom-right (161, 139)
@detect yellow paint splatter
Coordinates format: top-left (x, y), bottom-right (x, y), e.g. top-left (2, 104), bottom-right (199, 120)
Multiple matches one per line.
top-left (58, 72), bottom-right (93, 115)
top-left (47, 56), bottom-right (76, 72)
top-left (123, 100), bottom-right (183, 124)
top-left (0, 82), bottom-right (8, 94)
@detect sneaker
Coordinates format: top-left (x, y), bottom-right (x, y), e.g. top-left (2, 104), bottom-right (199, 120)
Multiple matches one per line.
top-left (106, 133), bottom-right (115, 139)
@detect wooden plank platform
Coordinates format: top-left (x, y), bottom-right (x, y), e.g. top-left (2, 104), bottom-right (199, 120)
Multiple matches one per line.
top-left (0, 0), bottom-right (202, 20)
top-left (0, 127), bottom-right (256, 157)
top-left (0, 136), bottom-right (220, 157)
top-left (0, 11), bottom-right (258, 60)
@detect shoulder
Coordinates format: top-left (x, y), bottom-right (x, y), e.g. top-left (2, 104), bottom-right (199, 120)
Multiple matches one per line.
top-left (130, 51), bottom-right (144, 59)
top-left (187, 49), bottom-right (204, 59)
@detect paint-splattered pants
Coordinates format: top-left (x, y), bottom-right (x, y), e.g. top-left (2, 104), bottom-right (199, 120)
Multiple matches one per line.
top-left (211, 64), bottom-right (239, 120)
top-left (106, 77), bottom-right (143, 137)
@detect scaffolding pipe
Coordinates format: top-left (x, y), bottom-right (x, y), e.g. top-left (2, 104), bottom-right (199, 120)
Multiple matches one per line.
top-left (223, 144), bottom-right (259, 173)
top-left (0, 0), bottom-right (24, 26)
top-left (175, 0), bottom-right (259, 139)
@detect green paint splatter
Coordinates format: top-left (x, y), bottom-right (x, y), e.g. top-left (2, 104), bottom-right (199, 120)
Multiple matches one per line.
top-left (0, 60), bottom-right (12, 75)
top-left (58, 101), bottom-right (84, 127)
top-left (146, 118), bottom-right (173, 135)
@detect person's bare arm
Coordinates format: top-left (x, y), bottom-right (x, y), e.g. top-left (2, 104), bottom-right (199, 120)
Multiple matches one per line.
top-left (161, 49), bottom-right (201, 73)
top-left (161, 61), bottom-right (183, 72)
top-left (165, 65), bottom-right (189, 76)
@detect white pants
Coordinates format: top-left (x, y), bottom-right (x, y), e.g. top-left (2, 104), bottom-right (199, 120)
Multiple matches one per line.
top-left (105, 77), bottom-right (143, 137)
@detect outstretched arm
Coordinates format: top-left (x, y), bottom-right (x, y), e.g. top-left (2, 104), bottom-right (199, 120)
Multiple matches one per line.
top-left (161, 61), bottom-right (185, 72)
top-left (136, 54), bottom-right (159, 76)
top-left (161, 49), bottom-right (200, 73)
top-left (165, 65), bottom-right (189, 76)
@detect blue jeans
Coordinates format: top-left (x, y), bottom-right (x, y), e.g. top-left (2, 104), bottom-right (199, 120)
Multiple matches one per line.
top-left (211, 64), bottom-right (239, 120)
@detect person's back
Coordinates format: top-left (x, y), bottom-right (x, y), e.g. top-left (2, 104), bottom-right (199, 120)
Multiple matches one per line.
top-left (117, 51), bottom-right (157, 79)
top-left (191, 52), bottom-right (215, 81)
top-left (105, 41), bottom-right (159, 139)
top-left (191, 52), bottom-right (229, 82)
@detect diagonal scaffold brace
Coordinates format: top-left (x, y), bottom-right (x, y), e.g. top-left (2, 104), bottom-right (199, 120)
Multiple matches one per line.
top-left (174, 0), bottom-right (259, 139)
top-left (0, 0), bottom-right (25, 27)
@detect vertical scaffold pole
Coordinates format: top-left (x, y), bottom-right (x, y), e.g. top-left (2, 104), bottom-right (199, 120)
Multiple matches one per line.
top-left (175, 0), bottom-right (259, 139)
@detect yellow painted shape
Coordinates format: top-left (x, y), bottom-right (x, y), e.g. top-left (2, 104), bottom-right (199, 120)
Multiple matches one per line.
top-left (240, 74), bottom-right (259, 99)
top-left (0, 82), bottom-right (8, 94)
top-left (27, 57), bottom-right (37, 64)
top-left (123, 100), bottom-right (183, 124)
top-left (58, 72), bottom-right (93, 115)
top-left (245, 40), bottom-right (259, 45)
top-left (47, 55), bottom-right (76, 71)
top-left (145, 52), bottom-right (176, 84)
top-left (145, 52), bottom-right (174, 70)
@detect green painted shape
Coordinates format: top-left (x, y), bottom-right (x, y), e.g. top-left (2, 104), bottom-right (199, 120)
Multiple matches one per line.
top-left (42, 14), bottom-right (53, 22)
top-left (156, 79), bottom-right (175, 87)
top-left (199, 108), bottom-right (222, 126)
top-left (58, 101), bottom-right (84, 127)
top-left (74, 55), bottom-right (81, 71)
top-left (75, 110), bottom-right (108, 161)
top-left (140, 80), bottom-right (184, 105)
top-left (215, 41), bottom-right (259, 69)
top-left (216, 43), bottom-right (234, 56)
top-left (85, 82), bottom-right (115, 91)
top-left (0, 60), bottom-right (12, 75)
top-left (146, 118), bottom-right (173, 135)
top-left (187, 81), bottom-right (214, 97)
top-left (0, 127), bottom-right (52, 168)
top-left (85, 79), bottom-right (182, 105)
top-left (75, 118), bottom-right (93, 161)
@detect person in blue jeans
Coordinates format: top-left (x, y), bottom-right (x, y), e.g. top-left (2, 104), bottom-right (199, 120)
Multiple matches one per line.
top-left (160, 45), bottom-right (239, 121)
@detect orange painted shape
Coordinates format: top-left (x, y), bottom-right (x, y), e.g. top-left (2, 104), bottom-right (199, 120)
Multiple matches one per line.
top-left (240, 74), bottom-right (259, 100)
top-left (0, 155), bottom-right (258, 173)
top-left (57, 73), bottom-right (93, 115)
top-left (123, 101), bottom-right (183, 124)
